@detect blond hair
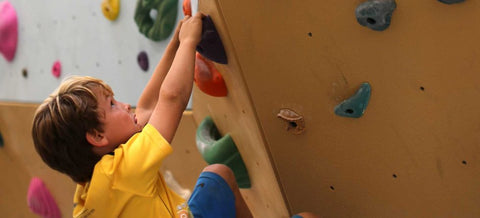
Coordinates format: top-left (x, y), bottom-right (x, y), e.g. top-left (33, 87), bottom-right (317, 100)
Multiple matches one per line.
top-left (32, 76), bottom-right (113, 183)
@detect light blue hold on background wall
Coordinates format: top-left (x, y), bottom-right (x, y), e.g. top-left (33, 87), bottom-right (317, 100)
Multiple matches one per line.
top-left (0, 0), bottom-right (198, 109)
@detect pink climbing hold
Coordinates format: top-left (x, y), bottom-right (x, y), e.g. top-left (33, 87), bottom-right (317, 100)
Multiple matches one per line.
top-left (51, 61), bottom-right (61, 78)
top-left (0, 0), bottom-right (18, 62)
top-left (27, 177), bottom-right (61, 218)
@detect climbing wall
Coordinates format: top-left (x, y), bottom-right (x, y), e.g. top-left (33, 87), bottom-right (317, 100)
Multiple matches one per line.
top-left (0, 103), bottom-right (76, 217)
top-left (0, 0), bottom-right (204, 215)
top-left (194, 0), bottom-right (480, 217)
top-left (0, 0), bottom-right (186, 106)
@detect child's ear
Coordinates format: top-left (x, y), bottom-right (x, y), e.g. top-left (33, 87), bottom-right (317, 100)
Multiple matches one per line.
top-left (86, 129), bottom-right (108, 147)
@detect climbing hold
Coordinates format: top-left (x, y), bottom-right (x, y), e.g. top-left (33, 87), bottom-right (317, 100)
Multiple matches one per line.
top-left (196, 116), bottom-right (251, 188)
top-left (101, 0), bottom-right (120, 21)
top-left (334, 82), bottom-right (371, 118)
top-left (277, 109), bottom-right (306, 135)
top-left (194, 53), bottom-right (228, 97)
top-left (438, 0), bottom-right (465, 4)
top-left (196, 15), bottom-right (228, 64)
top-left (0, 1), bottom-right (18, 62)
top-left (183, 0), bottom-right (191, 16)
top-left (51, 61), bottom-right (61, 78)
top-left (355, 0), bottom-right (396, 31)
top-left (27, 177), bottom-right (61, 218)
top-left (134, 0), bottom-right (178, 41)
top-left (22, 68), bottom-right (28, 78)
top-left (137, 51), bottom-right (149, 71)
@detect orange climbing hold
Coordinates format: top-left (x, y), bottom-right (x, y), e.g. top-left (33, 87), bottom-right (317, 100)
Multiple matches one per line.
top-left (194, 53), bottom-right (228, 97)
top-left (183, 0), bottom-right (192, 16)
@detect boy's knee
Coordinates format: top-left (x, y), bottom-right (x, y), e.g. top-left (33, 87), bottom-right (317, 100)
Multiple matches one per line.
top-left (202, 164), bottom-right (237, 189)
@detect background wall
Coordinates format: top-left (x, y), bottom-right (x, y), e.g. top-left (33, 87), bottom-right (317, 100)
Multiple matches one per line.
top-left (0, 0), bottom-right (196, 106)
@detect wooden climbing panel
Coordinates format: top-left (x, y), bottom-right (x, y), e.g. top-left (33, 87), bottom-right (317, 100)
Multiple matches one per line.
top-left (195, 0), bottom-right (480, 217)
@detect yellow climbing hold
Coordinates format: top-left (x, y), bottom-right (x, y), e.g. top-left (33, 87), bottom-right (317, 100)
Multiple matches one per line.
top-left (101, 0), bottom-right (120, 21)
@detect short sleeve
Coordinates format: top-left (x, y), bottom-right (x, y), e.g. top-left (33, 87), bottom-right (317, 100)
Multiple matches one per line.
top-left (106, 124), bottom-right (173, 196)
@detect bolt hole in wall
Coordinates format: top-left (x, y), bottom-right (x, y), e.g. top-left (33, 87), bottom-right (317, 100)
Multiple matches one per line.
top-left (330, 186), bottom-right (335, 191)
top-left (345, 109), bottom-right (354, 114)
top-left (366, 17), bottom-right (376, 25)
top-left (462, 160), bottom-right (467, 165)
top-left (0, 131), bottom-right (4, 147)
top-left (392, 174), bottom-right (397, 179)
top-left (22, 68), bottom-right (28, 78)
top-left (307, 32), bottom-right (313, 37)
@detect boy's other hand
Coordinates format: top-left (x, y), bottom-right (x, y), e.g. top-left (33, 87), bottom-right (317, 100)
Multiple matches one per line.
top-left (179, 13), bottom-right (204, 47)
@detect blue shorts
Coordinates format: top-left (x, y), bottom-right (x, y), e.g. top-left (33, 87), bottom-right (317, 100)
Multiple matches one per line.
top-left (187, 172), bottom-right (236, 218)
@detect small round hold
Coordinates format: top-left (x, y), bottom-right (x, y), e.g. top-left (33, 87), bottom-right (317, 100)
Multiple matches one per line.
top-left (438, 0), bottom-right (465, 4)
top-left (355, 0), bottom-right (397, 31)
top-left (137, 51), bottom-right (149, 72)
top-left (101, 0), bottom-right (120, 21)
top-left (22, 68), bottom-right (27, 78)
top-left (51, 60), bottom-right (61, 78)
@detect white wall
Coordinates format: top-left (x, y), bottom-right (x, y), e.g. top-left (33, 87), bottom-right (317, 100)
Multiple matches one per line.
top-left (0, 0), bottom-right (197, 107)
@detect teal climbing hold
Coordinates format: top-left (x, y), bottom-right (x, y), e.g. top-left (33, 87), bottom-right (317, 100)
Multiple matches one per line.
top-left (334, 82), bottom-right (371, 118)
top-left (196, 116), bottom-right (251, 188)
top-left (355, 0), bottom-right (396, 31)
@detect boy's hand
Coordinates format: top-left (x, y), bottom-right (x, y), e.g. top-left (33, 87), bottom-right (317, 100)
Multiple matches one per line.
top-left (179, 13), bottom-right (204, 47)
top-left (172, 15), bottom-right (187, 45)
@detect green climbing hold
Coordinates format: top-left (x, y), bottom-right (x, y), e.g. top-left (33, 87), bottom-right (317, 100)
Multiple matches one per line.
top-left (196, 116), bottom-right (251, 188)
top-left (334, 82), bottom-right (371, 118)
top-left (134, 0), bottom-right (178, 41)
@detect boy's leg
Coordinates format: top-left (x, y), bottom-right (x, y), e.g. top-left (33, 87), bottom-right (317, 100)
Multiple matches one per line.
top-left (202, 164), bottom-right (253, 218)
top-left (188, 164), bottom-right (253, 218)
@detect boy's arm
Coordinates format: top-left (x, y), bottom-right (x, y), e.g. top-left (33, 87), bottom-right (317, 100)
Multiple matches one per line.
top-left (148, 13), bottom-right (203, 143)
top-left (135, 21), bottom-right (183, 126)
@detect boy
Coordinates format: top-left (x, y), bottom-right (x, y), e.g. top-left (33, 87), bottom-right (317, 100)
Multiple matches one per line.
top-left (32, 13), bottom-right (252, 218)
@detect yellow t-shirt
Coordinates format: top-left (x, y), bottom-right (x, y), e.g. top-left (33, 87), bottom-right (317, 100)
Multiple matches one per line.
top-left (73, 124), bottom-right (187, 218)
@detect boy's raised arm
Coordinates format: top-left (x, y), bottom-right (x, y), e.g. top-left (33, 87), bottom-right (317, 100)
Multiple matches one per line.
top-left (135, 19), bottom-right (183, 126)
top-left (148, 13), bottom-right (204, 143)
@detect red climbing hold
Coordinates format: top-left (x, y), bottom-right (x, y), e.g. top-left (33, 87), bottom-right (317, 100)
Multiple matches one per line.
top-left (0, 1), bottom-right (18, 62)
top-left (51, 61), bottom-right (61, 78)
top-left (195, 53), bottom-right (227, 97)
top-left (183, 0), bottom-right (192, 16)
top-left (27, 177), bottom-right (61, 218)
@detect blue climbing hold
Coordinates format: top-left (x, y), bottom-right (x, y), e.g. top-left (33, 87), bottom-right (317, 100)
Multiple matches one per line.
top-left (196, 15), bottom-right (228, 64)
top-left (355, 0), bottom-right (396, 31)
top-left (438, 0), bottom-right (465, 4)
top-left (334, 82), bottom-right (371, 118)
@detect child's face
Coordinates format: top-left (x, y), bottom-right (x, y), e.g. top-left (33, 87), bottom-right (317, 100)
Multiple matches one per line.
top-left (94, 88), bottom-right (143, 147)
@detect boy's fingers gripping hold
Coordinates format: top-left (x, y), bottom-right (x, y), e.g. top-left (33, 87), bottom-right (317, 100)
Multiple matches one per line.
top-left (179, 13), bottom-right (204, 46)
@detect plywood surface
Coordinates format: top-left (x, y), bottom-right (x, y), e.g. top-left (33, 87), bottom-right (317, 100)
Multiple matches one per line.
top-left (206, 0), bottom-right (480, 217)
top-left (0, 102), bottom-right (76, 217)
top-left (192, 1), bottom-right (291, 217)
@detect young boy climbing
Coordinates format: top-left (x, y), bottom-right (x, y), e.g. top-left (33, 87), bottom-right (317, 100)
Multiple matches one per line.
top-left (31, 12), bottom-right (252, 218)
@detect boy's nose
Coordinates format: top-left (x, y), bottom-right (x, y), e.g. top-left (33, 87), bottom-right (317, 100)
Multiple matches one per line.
top-left (125, 103), bottom-right (131, 111)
